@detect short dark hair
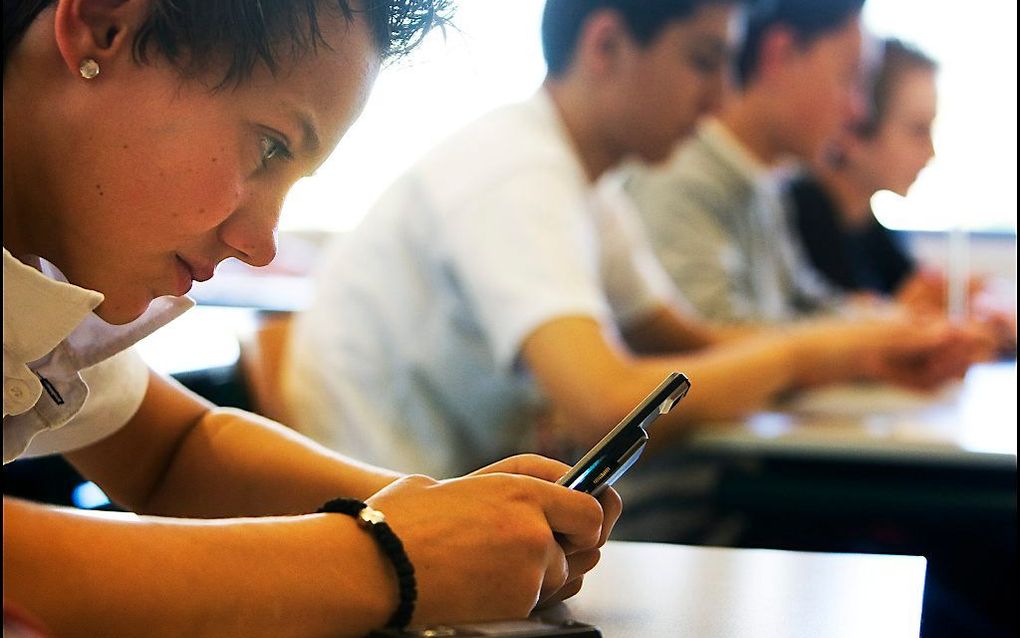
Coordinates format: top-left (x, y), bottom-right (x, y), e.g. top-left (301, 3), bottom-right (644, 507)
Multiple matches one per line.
top-left (736, 0), bottom-right (865, 87)
top-left (3, 0), bottom-right (452, 86)
top-left (541, 0), bottom-right (735, 77)
top-left (856, 38), bottom-right (937, 137)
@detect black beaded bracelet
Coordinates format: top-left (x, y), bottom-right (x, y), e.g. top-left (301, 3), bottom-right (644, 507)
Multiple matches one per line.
top-left (317, 498), bottom-right (417, 629)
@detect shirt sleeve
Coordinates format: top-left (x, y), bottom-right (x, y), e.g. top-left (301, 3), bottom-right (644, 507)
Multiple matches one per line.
top-left (443, 164), bottom-right (613, 370)
top-left (20, 347), bottom-right (150, 458)
top-left (593, 175), bottom-right (689, 327)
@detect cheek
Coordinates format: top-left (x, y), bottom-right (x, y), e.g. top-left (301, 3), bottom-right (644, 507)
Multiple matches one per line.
top-left (145, 157), bottom-right (244, 235)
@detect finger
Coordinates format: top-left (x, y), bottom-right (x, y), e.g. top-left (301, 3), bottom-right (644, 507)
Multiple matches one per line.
top-left (596, 488), bottom-right (623, 546)
top-left (536, 576), bottom-right (584, 608)
top-left (564, 548), bottom-right (601, 582)
top-left (518, 476), bottom-right (604, 552)
top-left (471, 454), bottom-right (572, 483)
top-left (539, 543), bottom-right (569, 603)
top-left (538, 551), bottom-right (597, 608)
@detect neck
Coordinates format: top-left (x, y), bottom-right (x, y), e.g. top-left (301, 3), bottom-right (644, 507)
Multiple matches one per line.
top-left (718, 91), bottom-right (782, 166)
top-left (544, 78), bottom-right (620, 182)
top-left (816, 164), bottom-right (875, 230)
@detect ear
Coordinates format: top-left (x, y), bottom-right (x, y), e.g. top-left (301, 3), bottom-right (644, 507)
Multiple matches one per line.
top-left (754, 25), bottom-right (798, 84)
top-left (573, 10), bottom-right (634, 79)
top-left (53, 0), bottom-right (148, 77)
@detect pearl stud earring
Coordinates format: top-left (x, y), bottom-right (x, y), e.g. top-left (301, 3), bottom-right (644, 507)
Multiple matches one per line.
top-left (79, 58), bottom-right (100, 79)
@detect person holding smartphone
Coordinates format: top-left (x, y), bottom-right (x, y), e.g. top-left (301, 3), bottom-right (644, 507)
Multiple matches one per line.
top-left (2, 1), bottom-right (622, 636)
top-left (285, 0), bottom-right (985, 544)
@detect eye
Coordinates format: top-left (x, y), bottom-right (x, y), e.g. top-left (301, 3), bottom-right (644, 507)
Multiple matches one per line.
top-left (258, 133), bottom-right (293, 169)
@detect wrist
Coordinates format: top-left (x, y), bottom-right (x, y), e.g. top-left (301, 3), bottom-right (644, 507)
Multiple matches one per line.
top-left (317, 498), bottom-right (417, 630)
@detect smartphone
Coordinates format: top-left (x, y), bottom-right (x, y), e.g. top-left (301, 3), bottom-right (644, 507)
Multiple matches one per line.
top-left (556, 372), bottom-right (690, 496)
top-left (368, 618), bottom-right (601, 637)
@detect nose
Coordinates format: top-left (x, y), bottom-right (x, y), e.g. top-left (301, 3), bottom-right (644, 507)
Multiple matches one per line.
top-left (217, 195), bottom-right (281, 268)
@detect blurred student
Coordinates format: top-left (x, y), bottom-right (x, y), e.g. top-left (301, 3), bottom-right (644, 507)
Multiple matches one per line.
top-left (791, 39), bottom-right (936, 304)
top-left (285, 0), bottom-right (978, 500)
top-left (3, 1), bottom-right (621, 635)
top-left (790, 38), bottom-right (1016, 351)
top-left (626, 0), bottom-right (868, 323)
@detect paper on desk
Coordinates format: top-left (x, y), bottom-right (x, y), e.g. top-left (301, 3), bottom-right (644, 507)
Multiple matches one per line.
top-left (779, 381), bottom-right (963, 417)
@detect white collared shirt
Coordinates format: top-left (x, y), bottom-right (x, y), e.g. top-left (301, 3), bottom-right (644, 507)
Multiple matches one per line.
top-left (284, 90), bottom-right (678, 478)
top-left (3, 248), bottom-right (193, 463)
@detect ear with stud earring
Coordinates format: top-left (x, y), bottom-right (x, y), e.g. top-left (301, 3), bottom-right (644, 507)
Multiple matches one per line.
top-left (79, 58), bottom-right (100, 79)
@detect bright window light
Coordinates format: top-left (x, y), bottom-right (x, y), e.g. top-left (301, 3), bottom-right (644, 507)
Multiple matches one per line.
top-left (278, 1), bottom-right (1017, 235)
top-left (864, 1), bottom-right (1018, 233)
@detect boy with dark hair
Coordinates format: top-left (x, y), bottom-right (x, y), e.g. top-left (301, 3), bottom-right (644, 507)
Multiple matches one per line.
top-left (627, 0), bottom-right (868, 323)
top-left (287, 0), bottom-right (978, 517)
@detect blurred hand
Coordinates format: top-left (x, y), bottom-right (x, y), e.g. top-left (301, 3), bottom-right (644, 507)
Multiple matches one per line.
top-left (861, 321), bottom-right (979, 391)
top-left (896, 268), bottom-right (948, 316)
top-left (365, 454), bottom-right (615, 625)
top-left (789, 315), bottom-right (986, 391)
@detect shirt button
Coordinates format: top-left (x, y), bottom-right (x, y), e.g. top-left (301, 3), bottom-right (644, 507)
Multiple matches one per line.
top-left (5, 378), bottom-right (33, 407)
top-left (6, 377), bottom-right (31, 398)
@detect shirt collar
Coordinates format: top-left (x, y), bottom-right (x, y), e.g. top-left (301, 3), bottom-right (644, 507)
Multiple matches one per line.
top-left (701, 118), bottom-right (772, 182)
top-left (4, 248), bottom-right (103, 364)
top-left (529, 87), bottom-right (591, 182)
top-left (3, 248), bottom-right (194, 367)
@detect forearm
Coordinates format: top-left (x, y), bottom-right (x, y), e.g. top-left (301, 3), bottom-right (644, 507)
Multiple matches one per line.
top-left (140, 408), bottom-right (402, 517)
top-left (68, 372), bottom-right (402, 518)
top-left (3, 497), bottom-right (395, 638)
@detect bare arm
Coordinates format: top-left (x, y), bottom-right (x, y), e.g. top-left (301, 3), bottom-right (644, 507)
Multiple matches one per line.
top-left (17, 374), bottom-right (618, 636)
top-left (621, 304), bottom-right (767, 355)
top-left (67, 371), bottom-right (401, 517)
top-left (522, 316), bottom-right (800, 450)
top-left (3, 496), bottom-right (395, 638)
top-left (4, 454), bottom-right (617, 637)
top-left (522, 313), bottom-right (975, 452)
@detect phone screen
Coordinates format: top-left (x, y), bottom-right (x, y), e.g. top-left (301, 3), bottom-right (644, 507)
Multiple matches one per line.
top-left (557, 372), bottom-right (690, 495)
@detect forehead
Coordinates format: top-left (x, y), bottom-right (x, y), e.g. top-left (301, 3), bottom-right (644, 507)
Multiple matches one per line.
top-left (655, 3), bottom-right (741, 46)
top-left (888, 69), bottom-right (938, 116)
top-left (237, 12), bottom-right (381, 151)
top-left (804, 18), bottom-right (863, 63)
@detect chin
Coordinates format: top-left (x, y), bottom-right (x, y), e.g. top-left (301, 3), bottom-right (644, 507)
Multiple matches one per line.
top-left (94, 295), bottom-right (153, 325)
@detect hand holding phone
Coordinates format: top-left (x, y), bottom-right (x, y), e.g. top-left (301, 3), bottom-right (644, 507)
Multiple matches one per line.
top-left (556, 372), bottom-right (691, 496)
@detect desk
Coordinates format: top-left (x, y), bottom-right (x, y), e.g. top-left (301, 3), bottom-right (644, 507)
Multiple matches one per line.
top-left (689, 362), bottom-right (1017, 468)
top-left (669, 362), bottom-right (1016, 638)
top-left (550, 541), bottom-right (926, 638)
top-left (675, 362), bottom-right (1016, 544)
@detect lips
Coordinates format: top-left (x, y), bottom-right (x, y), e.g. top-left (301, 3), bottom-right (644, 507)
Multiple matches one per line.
top-left (174, 255), bottom-right (215, 296)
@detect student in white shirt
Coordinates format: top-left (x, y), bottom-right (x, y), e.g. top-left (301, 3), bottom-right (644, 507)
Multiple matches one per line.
top-left (285, 0), bottom-right (984, 491)
top-left (2, 1), bottom-right (622, 635)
